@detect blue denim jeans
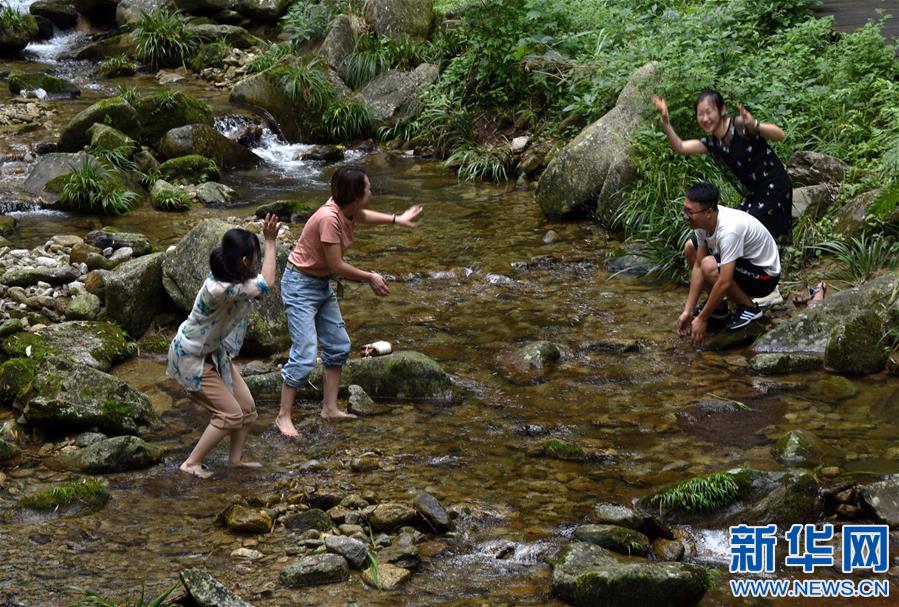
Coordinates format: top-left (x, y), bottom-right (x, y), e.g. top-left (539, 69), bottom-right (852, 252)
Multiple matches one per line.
top-left (281, 269), bottom-right (351, 389)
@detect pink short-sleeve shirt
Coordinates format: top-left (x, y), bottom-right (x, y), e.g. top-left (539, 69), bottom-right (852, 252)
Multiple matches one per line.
top-left (288, 199), bottom-right (354, 276)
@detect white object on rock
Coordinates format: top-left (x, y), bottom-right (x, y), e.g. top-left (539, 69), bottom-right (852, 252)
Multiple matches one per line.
top-left (360, 341), bottom-right (392, 357)
top-left (511, 136), bottom-right (530, 154)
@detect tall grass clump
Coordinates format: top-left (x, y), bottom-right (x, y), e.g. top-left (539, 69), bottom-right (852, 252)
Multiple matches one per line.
top-left (446, 145), bottom-right (512, 182)
top-left (60, 157), bottom-right (137, 215)
top-left (247, 41), bottom-right (292, 74)
top-left (814, 233), bottom-right (899, 285)
top-left (649, 471), bottom-right (740, 513)
top-left (282, 0), bottom-right (341, 49)
top-left (153, 187), bottom-right (192, 212)
top-left (321, 97), bottom-right (372, 140)
top-left (280, 58), bottom-right (334, 111)
top-left (133, 8), bottom-right (199, 68)
top-left (76, 584), bottom-right (179, 607)
top-left (341, 34), bottom-right (391, 89)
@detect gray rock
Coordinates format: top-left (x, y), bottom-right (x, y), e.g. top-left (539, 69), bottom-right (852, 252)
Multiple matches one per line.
top-left (824, 310), bottom-right (887, 375)
top-left (73, 431), bottom-right (106, 447)
top-left (8, 71), bottom-right (79, 99)
top-left (788, 150), bottom-right (850, 186)
top-left (116, 0), bottom-right (172, 27)
top-left (792, 184), bottom-right (834, 220)
top-left (103, 252), bottom-right (166, 338)
top-left (2, 321), bottom-right (134, 371)
top-left (280, 553), bottom-right (348, 587)
top-left (193, 182), bottom-right (237, 207)
top-left (346, 384), bottom-right (391, 416)
top-left (590, 502), bottom-right (644, 530)
top-left (369, 503), bottom-right (418, 531)
top-left (857, 476), bottom-right (899, 526)
top-left (64, 291), bottom-right (101, 321)
top-left (573, 524), bottom-right (651, 557)
top-left (159, 124), bottom-right (258, 169)
top-left (233, 0), bottom-right (289, 21)
top-left (550, 541), bottom-right (708, 607)
top-left (84, 229), bottom-right (152, 256)
top-left (364, 0), bottom-right (432, 39)
top-left (774, 430), bottom-right (825, 468)
top-left (58, 98), bottom-right (139, 153)
top-left (536, 62), bottom-right (657, 223)
top-left (74, 32), bottom-right (139, 61)
top-left (324, 534), bottom-right (368, 569)
top-left (357, 64), bottom-right (439, 126)
top-left (749, 352), bottom-right (823, 375)
top-left (0, 437), bottom-right (17, 463)
top-left (21, 357), bottom-right (158, 435)
top-left (376, 542), bottom-right (420, 569)
top-left (64, 435), bottom-right (163, 472)
top-left (413, 491), bottom-right (450, 531)
top-left (500, 340), bottom-right (561, 383)
top-left (1, 264), bottom-right (79, 288)
top-left (283, 508), bottom-right (332, 532)
top-left (319, 14), bottom-right (356, 70)
top-left (179, 568), bottom-right (256, 607)
top-left (834, 189), bottom-right (880, 238)
top-left (30, 0), bottom-right (79, 29)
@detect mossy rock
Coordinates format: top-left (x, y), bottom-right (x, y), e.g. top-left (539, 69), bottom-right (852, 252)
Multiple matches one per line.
top-left (19, 477), bottom-right (109, 515)
top-left (21, 356), bottom-right (158, 435)
top-left (531, 438), bottom-right (593, 462)
top-left (573, 524), bottom-right (651, 557)
top-left (74, 32), bottom-right (138, 61)
top-left (1, 264), bottom-right (80, 287)
top-left (105, 252), bottom-right (168, 338)
top-left (0, 357), bottom-right (39, 406)
top-left (774, 430), bottom-right (825, 468)
top-left (63, 435), bottom-right (163, 473)
top-left (84, 228), bottom-right (152, 256)
top-left (8, 70), bottom-right (80, 97)
top-left (87, 123), bottom-right (137, 156)
top-left (137, 328), bottom-right (172, 355)
top-left (1, 332), bottom-right (58, 361)
top-left (283, 508), bottom-right (333, 532)
top-left (64, 291), bottom-right (102, 321)
top-left (0, 318), bottom-right (24, 339)
top-left (340, 351), bottom-right (453, 401)
top-left (0, 14), bottom-right (39, 55)
top-left (133, 92), bottom-right (214, 148)
top-left (158, 154), bottom-right (220, 185)
top-left (99, 57), bottom-right (137, 78)
top-left (3, 322), bottom-right (134, 371)
top-left (824, 310), bottom-right (888, 376)
top-left (58, 97), bottom-right (140, 152)
top-left (0, 214), bottom-right (17, 236)
top-left (158, 124), bottom-right (258, 169)
top-left (749, 352), bottom-right (823, 375)
top-left (254, 199), bottom-right (317, 223)
top-left (189, 42), bottom-right (228, 72)
top-left (0, 437), bottom-right (17, 462)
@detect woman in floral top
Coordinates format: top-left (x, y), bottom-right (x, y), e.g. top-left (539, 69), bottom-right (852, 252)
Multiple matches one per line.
top-left (167, 214), bottom-right (279, 478)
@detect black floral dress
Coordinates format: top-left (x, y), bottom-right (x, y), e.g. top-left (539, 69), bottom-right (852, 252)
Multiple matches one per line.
top-left (701, 119), bottom-right (792, 240)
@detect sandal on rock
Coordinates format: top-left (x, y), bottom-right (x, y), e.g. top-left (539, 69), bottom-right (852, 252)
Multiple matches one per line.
top-left (793, 281), bottom-right (826, 307)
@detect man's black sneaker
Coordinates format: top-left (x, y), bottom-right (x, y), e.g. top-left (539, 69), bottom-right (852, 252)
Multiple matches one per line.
top-left (693, 301), bottom-right (730, 320)
top-left (727, 304), bottom-right (763, 330)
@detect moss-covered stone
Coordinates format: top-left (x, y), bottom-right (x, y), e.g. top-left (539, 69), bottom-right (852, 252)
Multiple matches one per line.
top-left (0, 437), bottom-right (17, 462)
top-left (87, 123), bottom-right (137, 156)
top-left (8, 71), bottom-right (79, 97)
top-left (774, 430), bottom-right (825, 468)
top-left (19, 477), bottom-right (109, 514)
top-left (158, 154), bottom-right (220, 184)
top-left (105, 252), bottom-right (167, 338)
top-left (0, 318), bottom-right (24, 339)
top-left (5, 322), bottom-right (135, 371)
top-left (824, 310), bottom-right (888, 375)
top-left (0, 357), bottom-right (38, 405)
top-left (283, 508), bottom-right (333, 532)
top-left (58, 97), bottom-right (139, 152)
top-left (99, 57), bottom-right (137, 78)
top-left (64, 291), bottom-right (102, 321)
top-left (158, 124), bottom-right (258, 169)
top-left (573, 524), bottom-right (651, 557)
top-left (0, 13), bottom-right (39, 55)
top-left (74, 32), bottom-right (138, 61)
top-left (1, 332), bottom-right (57, 361)
top-left (749, 352), bottom-right (823, 375)
top-left (133, 92), bottom-right (213, 148)
top-left (84, 228), bottom-right (152, 257)
top-left (539, 438), bottom-right (590, 461)
top-left (1, 264), bottom-right (79, 287)
top-left (254, 199), bottom-right (317, 223)
top-left (189, 42), bottom-right (228, 72)
top-left (340, 351), bottom-right (453, 401)
top-left (63, 435), bottom-right (163, 473)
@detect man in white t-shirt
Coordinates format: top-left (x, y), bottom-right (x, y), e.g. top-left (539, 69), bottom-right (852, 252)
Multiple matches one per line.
top-left (676, 182), bottom-right (781, 344)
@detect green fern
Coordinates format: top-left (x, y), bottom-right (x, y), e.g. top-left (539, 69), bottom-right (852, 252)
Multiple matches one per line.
top-left (649, 471), bottom-right (741, 513)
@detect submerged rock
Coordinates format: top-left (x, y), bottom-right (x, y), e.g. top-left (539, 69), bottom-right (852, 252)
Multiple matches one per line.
top-left (550, 541), bottom-right (709, 607)
top-left (283, 508), bottom-right (332, 532)
top-left (773, 430), bottom-right (826, 468)
top-left (19, 477), bottom-right (110, 515)
top-left (280, 554), bottom-right (349, 587)
top-left (347, 384), bottom-right (390, 416)
top-left (574, 524), bottom-right (651, 557)
top-left (63, 435), bottom-right (163, 472)
top-left (857, 476), bottom-right (899, 527)
top-left (179, 568), bottom-right (256, 607)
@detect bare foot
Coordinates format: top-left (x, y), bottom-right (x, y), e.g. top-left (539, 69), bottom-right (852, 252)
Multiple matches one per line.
top-left (320, 408), bottom-right (357, 421)
top-left (179, 462), bottom-right (212, 479)
top-left (275, 414), bottom-right (300, 438)
top-left (227, 460), bottom-right (262, 468)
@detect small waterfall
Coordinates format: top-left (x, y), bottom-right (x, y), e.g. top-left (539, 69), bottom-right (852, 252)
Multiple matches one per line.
top-left (24, 30), bottom-right (91, 65)
top-left (457, 539), bottom-right (556, 567)
top-left (214, 116), bottom-right (366, 177)
top-left (691, 528), bottom-right (732, 566)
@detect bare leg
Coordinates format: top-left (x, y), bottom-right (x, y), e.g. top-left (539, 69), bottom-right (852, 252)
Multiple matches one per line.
top-left (180, 423), bottom-right (229, 478)
top-left (699, 257), bottom-right (754, 306)
top-left (276, 383), bottom-right (300, 438)
top-left (228, 424), bottom-right (261, 467)
top-left (320, 366), bottom-right (356, 420)
top-left (684, 239), bottom-right (697, 268)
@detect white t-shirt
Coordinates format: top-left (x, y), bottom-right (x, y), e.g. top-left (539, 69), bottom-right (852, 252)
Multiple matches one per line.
top-left (694, 206), bottom-right (781, 275)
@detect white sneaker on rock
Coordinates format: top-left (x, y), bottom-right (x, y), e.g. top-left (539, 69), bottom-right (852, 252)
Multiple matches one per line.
top-left (753, 286), bottom-right (783, 308)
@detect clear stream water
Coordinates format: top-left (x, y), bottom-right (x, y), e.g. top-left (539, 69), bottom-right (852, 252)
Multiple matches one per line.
top-left (0, 9), bottom-right (897, 607)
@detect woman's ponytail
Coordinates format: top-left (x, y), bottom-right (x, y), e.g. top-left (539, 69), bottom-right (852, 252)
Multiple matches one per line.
top-left (209, 229), bottom-right (261, 283)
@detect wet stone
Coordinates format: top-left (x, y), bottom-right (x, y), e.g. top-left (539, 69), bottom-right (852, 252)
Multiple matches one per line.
top-left (347, 384), bottom-right (391, 416)
top-left (749, 352), bottom-right (823, 375)
top-left (413, 491), bottom-right (451, 532)
top-left (573, 524), bottom-right (651, 557)
top-left (280, 553), bottom-right (348, 587)
top-left (283, 508), bottom-right (332, 532)
top-left (179, 568), bottom-right (255, 607)
top-left (369, 502), bottom-right (418, 531)
top-left (362, 562), bottom-right (411, 590)
top-left (652, 538), bottom-right (685, 561)
top-left (589, 502), bottom-right (644, 530)
top-left (857, 476), bottom-right (899, 526)
top-left (324, 534), bottom-right (368, 569)
top-left (773, 429), bottom-right (826, 468)
top-left (225, 504), bottom-right (273, 534)
top-left (377, 542), bottom-right (420, 570)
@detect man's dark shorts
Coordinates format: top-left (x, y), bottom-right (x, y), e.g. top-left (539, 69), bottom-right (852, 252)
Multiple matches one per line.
top-left (686, 234), bottom-right (779, 297)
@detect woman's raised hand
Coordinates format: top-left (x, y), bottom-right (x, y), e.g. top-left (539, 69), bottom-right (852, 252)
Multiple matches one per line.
top-left (397, 204), bottom-right (423, 228)
top-left (262, 213), bottom-right (280, 241)
top-left (736, 103), bottom-right (755, 129)
top-left (652, 96), bottom-right (669, 121)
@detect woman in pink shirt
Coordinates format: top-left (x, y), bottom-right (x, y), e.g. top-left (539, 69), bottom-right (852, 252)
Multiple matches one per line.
top-left (276, 166), bottom-right (422, 438)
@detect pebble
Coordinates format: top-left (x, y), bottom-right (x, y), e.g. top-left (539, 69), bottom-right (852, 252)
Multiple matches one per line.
top-left (231, 548), bottom-right (263, 560)
top-left (34, 257), bottom-right (57, 268)
top-left (102, 247), bottom-right (113, 257)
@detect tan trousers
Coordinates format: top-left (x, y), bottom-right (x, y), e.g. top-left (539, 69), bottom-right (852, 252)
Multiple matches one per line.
top-left (193, 362), bottom-right (258, 430)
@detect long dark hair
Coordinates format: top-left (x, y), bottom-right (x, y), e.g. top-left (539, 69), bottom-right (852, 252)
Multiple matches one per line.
top-left (694, 89), bottom-right (725, 115)
top-left (209, 228), bottom-right (260, 283)
top-left (331, 165), bottom-right (368, 207)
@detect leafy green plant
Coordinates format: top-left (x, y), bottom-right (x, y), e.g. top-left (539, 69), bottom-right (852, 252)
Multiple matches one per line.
top-left (279, 58), bottom-right (335, 111)
top-left (649, 471), bottom-right (740, 513)
top-left (0, 4), bottom-right (33, 30)
top-left (76, 584), bottom-right (179, 607)
top-left (133, 8), bottom-right (199, 68)
top-left (60, 157), bottom-right (137, 216)
top-left (20, 478), bottom-right (108, 511)
top-left (814, 233), bottom-right (899, 284)
top-left (189, 38), bottom-right (230, 73)
top-left (115, 85), bottom-right (140, 106)
top-left (247, 41), bottom-right (292, 73)
top-left (321, 98), bottom-right (372, 140)
top-left (99, 54), bottom-right (137, 78)
top-left (151, 89), bottom-right (180, 110)
top-left (365, 526), bottom-right (381, 590)
top-left (446, 144), bottom-right (512, 182)
top-left (153, 187), bottom-right (192, 212)
top-left (341, 34), bottom-right (391, 90)
top-left (282, 0), bottom-right (340, 49)
top-left (89, 143), bottom-right (138, 172)
top-left (381, 89), bottom-right (473, 157)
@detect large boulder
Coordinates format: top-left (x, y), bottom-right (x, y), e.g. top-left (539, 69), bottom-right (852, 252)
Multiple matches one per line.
top-left (189, 23), bottom-right (262, 48)
top-left (788, 150), bottom-right (849, 186)
top-left (104, 252), bottom-right (168, 338)
top-left (30, 0), bottom-right (79, 29)
top-left (63, 435), bottom-right (164, 472)
top-left (857, 476), bottom-right (899, 527)
top-left (74, 32), bottom-right (139, 60)
top-left (133, 92), bottom-right (214, 148)
top-left (319, 14), bottom-right (356, 70)
top-left (833, 189), bottom-right (879, 238)
top-left (161, 219), bottom-right (291, 356)
top-left (752, 271), bottom-right (898, 374)
top-left (357, 63), bottom-right (439, 126)
top-left (2, 321), bottom-right (134, 371)
top-left (8, 71), bottom-right (80, 99)
top-left (791, 184), bottom-right (833, 220)
top-left (550, 542), bottom-right (709, 607)
top-left (824, 309), bottom-right (888, 375)
top-left (158, 154), bottom-right (220, 184)
top-left (0, 13), bottom-right (39, 55)
top-left (536, 62), bottom-right (657, 223)
top-left (116, 0), bottom-right (173, 27)
top-left (636, 468), bottom-right (820, 528)
top-left (159, 124), bottom-right (258, 169)
top-left (85, 229), bottom-right (152, 256)
top-left (574, 524), bottom-right (651, 557)
top-left (179, 569), bottom-right (256, 607)
top-left (88, 123), bottom-right (137, 155)
top-left (58, 98), bottom-right (140, 152)
top-left (363, 0), bottom-right (433, 40)
top-left (234, 0), bottom-right (289, 21)
top-left (20, 357), bottom-right (158, 435)
top-left (1, 263), bottom-right (80, 287)
top-left (23, 153), bottom-right (94, 198)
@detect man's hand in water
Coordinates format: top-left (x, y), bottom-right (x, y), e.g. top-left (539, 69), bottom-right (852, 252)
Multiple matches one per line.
top-left (652, 96), bottom-right (669, 121)
top-left (677, 310), bottom-right (692, 336)
top-left (690, 316), bottom-right (708, 344)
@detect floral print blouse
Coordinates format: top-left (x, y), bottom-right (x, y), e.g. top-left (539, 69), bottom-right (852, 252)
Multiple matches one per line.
top-left (166, 274), bottom-right (270, 392)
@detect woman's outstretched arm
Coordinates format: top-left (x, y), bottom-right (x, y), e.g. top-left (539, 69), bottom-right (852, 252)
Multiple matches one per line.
top-left (653, 96), bottom-right (708, 155)
top-left (735, 103), bottom-right (785, 142)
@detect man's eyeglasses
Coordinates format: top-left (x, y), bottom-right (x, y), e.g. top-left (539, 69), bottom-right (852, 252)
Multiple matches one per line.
top-left (682, 207), bottom-right (707, 217)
